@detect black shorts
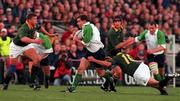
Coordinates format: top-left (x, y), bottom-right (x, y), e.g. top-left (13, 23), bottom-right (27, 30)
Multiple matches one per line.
top-left (84, 48), bottom-right (106, 68)
top-left (40, 56), bottom-right (49, 66)
top-left (147, 53), bottom-right (165, 68)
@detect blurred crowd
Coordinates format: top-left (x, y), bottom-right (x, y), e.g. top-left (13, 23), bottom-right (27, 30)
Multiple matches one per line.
top-left (0, 0), bottom-right (180, 85)
top-left (0, 0), bottom-right (180, 42)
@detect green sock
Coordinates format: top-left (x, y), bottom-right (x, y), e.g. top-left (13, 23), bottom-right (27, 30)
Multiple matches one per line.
top-left (154, 74), bottom-right (162, 81)
top-left (72, 74), bottom-right (82, 88)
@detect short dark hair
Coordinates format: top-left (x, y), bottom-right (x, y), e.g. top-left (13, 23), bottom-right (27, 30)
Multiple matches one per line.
top-left (77, 15), bottom-right (89, 21)
top-left (26, 13), bottom-right (37, 20)
top-left (113, 16), bottom-right (123, 22)
top-left (148, 22), bottom-right (157, 26)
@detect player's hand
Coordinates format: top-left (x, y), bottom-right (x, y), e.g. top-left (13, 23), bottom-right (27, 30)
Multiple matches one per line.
top-left (87, 56), bottom-right (95, 62)
top-left (33, 39), bottom-right (43, 44)
top-left (73, 36), bottom-right (82, 44)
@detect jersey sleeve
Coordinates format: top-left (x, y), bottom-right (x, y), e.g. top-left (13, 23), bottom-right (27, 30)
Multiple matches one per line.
top-left (135, 30), bottom-right (148, 42)
top-left (157, 30), bottom-right (166, 44)
top-left (39, 33), bottom-right (52, 49)
top-left (82, 24), bottom-right (93, 44)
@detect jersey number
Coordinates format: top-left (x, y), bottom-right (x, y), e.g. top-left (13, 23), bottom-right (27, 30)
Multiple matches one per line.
top-left (122, 54), bottom-right (134, 64)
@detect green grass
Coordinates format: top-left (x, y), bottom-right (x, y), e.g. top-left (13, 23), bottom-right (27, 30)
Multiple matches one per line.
top-left (0, 85), bottom-right (180, 101)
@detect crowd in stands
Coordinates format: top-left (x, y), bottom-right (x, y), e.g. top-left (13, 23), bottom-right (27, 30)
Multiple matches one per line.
top-left (0, 0), bottom-right (180, 85)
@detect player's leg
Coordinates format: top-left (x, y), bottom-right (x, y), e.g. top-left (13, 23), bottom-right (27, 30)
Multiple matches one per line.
top-left (149, 62), bottom-right (162, 81)
top-left (96, 68), bottom-right (110, 92)
top-left (155, 54), bottom-right (166, 79)
top-left (134, 62), bottom-right (168, 95)
top-left (23, 48), bottom-right (41, 66)
top-left (28, 61), bottom-right (41, 90)
top-left (147, 77), bottom-right (168, 95)
top-left (23, 48), bottom-right (42, 90)
top-left (68, 58), bottom-right (90, 92)
top-left (40, 56), bottom-right (50, 89)
top-left (42, 66), bottom-right (50, 88)
top-left (94, 48), bottom-right (117, 92)
top-left (2, 58), bottom-right (17, 90)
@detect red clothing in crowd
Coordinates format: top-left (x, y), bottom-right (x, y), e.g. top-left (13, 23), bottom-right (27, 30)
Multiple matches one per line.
top-left (128, 47), bottom-right (147, 62)
top-left (54, 62), bottom-right (72, 78)
top-left (61, 31), bottom-right (72, 43)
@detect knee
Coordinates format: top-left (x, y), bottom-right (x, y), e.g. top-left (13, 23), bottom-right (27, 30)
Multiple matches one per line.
top-left (33, 58), bottom-right (41, 65)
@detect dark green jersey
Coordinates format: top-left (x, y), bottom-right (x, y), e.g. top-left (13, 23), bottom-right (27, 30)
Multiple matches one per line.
top-left (107, 28), bottom-right (123, 55)
top-left (13, 23), bottom-right (40, 46)
top-left (111, 52), bottom-right (140, 76)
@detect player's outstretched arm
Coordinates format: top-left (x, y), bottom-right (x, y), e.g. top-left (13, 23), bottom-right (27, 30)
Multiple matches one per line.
top-left (115, 37), bottom-right (135, 49)
top-left (88, 56), bottom-right (112, 67)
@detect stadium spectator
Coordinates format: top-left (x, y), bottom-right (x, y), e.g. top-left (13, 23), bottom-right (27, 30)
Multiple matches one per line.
top-left (61, 24), bottom-right (75, 44)
top-left (0, 28), bottom-right (11, 57)
top-left (68, 44), bottom-right (78, 59)
top-left (76, 42), bottom-right (86, 59)
top-left (53, 52), bottom-right (72, 86)
top-left (0, 28), bottom-right (11, 84)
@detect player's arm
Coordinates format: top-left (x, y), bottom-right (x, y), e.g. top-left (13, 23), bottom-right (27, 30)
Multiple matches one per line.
top-left (39, 26), bottom-right (56, 37)
top-left (147, 46), bottom-right (166, 54)
top-left (115, 37), bottom-right (135, 49)
top-left (88, 56), bottom-right (112, 67)
top-left (19, 28), bottom-right (43, 44)
top-left (81, 25), bottom-right (93, 46)
top-left (116, 30), bottom-right (147, 49)
top-left (21, 37), bottom-right (43, 44)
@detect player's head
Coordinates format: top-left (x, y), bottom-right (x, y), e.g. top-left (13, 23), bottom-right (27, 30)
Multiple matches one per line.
top-left (26, 13), bottom-right (37, 26)
top-left (148, 22), bottom-right (158, 34)
top-left (113, 16), bottom-right (123, 29)
top-left (76, 15), bottom-right (89, 28)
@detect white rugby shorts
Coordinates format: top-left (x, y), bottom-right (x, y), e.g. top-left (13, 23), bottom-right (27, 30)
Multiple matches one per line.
top-left (133, 62), bottom-right (151, 86)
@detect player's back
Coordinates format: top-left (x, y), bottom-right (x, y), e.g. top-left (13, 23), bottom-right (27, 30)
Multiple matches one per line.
top-left (112, 52), bottom-right (140, 76)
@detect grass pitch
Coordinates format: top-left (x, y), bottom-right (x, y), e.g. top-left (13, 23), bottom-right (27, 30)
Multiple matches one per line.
top-left (0, 85), bottom-right (179, 101)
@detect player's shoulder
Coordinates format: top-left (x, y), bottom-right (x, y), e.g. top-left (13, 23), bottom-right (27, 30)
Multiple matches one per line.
top-left (157, 29), bottom-right (165, 35)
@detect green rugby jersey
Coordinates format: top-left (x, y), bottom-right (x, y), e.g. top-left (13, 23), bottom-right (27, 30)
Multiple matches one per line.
top-left (38, 32), bottom-right (52, 49)
top-left (112, 52), bottom-right (140, 76)
top-left (13, 23), bottom-right (40, 46)
top-left (107, 28), bottom-right (124, 53)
